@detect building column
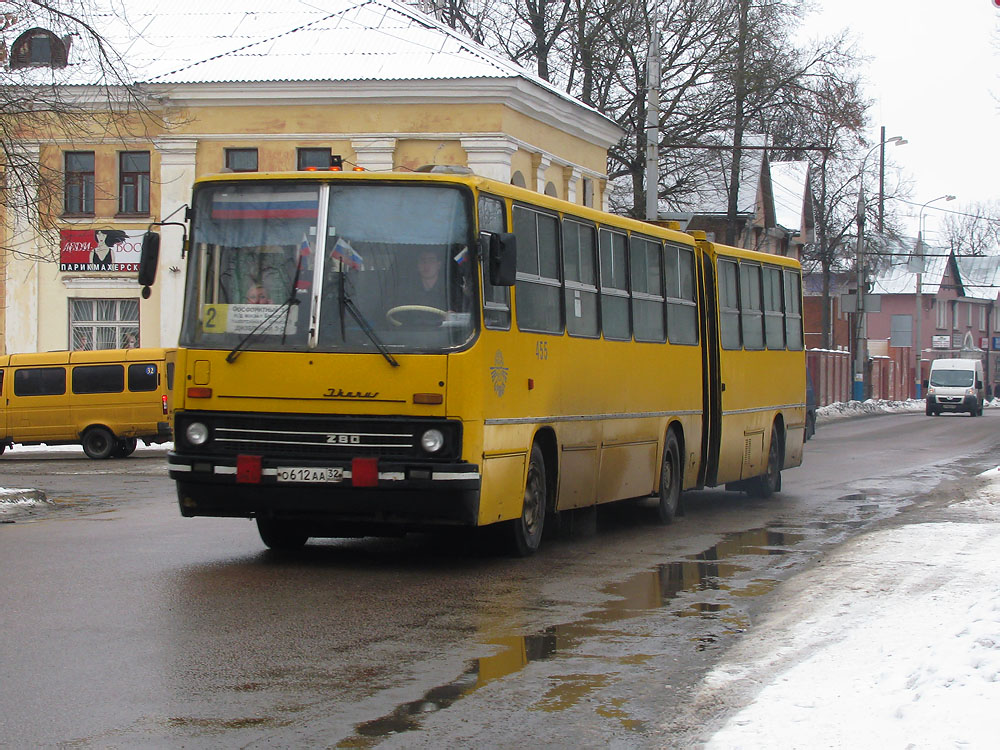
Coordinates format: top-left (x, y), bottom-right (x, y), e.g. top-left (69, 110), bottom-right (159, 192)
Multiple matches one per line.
top-left (461, 136), bottom-right (517, 182)
top-left (532, 153), bottom-right (553, 194)
top-left (351, 138), bottom-right (397, 172)
top-left (563, 166), bottom-right (582, 204)
top-left (154, 138), bottom-right (197, 347)
top-left (5, 144), bottom-right (41, 354)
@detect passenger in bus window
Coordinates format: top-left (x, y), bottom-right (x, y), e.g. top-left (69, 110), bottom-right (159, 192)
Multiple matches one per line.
top-left (246, 282), bottom-right (273, 304)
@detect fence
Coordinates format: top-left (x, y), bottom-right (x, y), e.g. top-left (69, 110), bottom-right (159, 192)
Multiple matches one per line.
top-left (806, 348), bottom-right (914, 406)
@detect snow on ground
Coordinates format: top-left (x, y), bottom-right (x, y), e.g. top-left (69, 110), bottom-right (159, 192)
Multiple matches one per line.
top-left (700, 470), bottom-right (1000, 749)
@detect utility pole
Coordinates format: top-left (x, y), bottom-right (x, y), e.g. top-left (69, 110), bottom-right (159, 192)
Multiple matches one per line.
top-left (645, 26), bottom-right (660, 221)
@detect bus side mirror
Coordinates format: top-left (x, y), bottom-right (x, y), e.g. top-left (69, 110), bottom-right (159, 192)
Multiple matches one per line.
top-left (922, 379), bottom-right (928, 389)
top-left (977, 379), bottom-right (983, 389)
top-left (486, 232), bottom-right (517, 287)
top-left (138, 232), bottom-right (160, 299)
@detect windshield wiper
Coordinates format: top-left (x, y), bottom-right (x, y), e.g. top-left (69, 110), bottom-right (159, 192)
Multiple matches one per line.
top-left (225, 297), bottom-right (300, 363)
top-left (339, 272), bottom-right (399, 368)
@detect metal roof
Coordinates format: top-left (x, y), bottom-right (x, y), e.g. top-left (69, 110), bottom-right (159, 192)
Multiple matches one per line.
top-left (11, 0), bottom-right (605, 119)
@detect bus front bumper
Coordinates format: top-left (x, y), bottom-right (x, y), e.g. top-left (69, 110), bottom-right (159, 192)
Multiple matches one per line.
top-left (168, 452), bottom-right (482, 527)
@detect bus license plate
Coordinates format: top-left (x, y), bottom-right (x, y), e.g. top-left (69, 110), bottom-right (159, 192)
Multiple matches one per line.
top-left (276, 467), bottom-right (344, 483)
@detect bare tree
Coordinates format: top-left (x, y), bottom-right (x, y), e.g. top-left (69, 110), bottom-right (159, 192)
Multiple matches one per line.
top-left (0, 0), bottom-right (158, 261)
top-left (941, 202), bottom-right (1000, 256)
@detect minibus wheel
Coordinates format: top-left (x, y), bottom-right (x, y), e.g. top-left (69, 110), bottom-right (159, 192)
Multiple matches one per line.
top-left (115, 438), bottom-right (138, 457)
top-left (82, 426), bottom-right (116, 460)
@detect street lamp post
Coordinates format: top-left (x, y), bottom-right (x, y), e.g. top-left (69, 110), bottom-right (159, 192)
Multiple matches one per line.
top-left (913, 194), bottom-right (956, 398)
top-left (854, 134), bottom-right (906, 401)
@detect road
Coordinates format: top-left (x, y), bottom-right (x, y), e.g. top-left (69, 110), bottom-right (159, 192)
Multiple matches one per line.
top-left (1, 410), bottom-right (998, 748)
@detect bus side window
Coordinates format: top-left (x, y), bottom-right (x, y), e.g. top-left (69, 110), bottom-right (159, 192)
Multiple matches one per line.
top-left (763, 266), bottom-right (785, 350)
top-left (513, 206), bottom-right (562, 334)
top-left (717, 259), bottom-right (741, 350)
top-left (784, 269), bottom-right (804, 350)
top-left (739, 262), bottom-right (764, 350)
top-left (665, 244), bottom-right (699, 345)
top-left (630, 235), bottom-right (665, 343)
top-left (72, 365), bottom-right (125, 394)
top-left (599, 228), bottom-right (630, 341)
top-left (14, 367), bottom-right (66, 396)
top-left (128, 363), bottom-right (158, 392)
top-left (563, 219), bottom-right (598, 338)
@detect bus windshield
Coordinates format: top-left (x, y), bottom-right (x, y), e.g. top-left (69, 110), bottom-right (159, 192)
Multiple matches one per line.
top-left (180, 181), bottom-right (477, 354)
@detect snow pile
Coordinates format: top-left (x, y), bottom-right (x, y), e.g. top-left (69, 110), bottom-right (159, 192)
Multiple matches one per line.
top-left (701, 472), bottom-right (1000, 749)
top-left (818, 397), bottom-right (1000, 423)
top-left (0, 487), bottom-right (49, 513)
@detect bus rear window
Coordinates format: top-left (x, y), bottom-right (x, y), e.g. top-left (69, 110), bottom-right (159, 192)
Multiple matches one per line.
top-left (72, 365), bottom-right (125, 394)
top-left (128, 363), bottom-right (158, 392)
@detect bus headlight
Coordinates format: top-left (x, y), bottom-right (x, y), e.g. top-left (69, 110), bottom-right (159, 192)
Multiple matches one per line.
top-left (186, 421), bottom-right (210, 446)
top-left (421, 429), bottom-right (445, 453)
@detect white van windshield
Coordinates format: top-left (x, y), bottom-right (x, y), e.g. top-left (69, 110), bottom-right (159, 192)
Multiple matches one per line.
top-left (930, 369), bottom-right (974, 388)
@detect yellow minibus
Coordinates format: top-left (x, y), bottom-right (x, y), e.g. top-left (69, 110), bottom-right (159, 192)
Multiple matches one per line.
top-left (0, 347), bottom-right (174, 458)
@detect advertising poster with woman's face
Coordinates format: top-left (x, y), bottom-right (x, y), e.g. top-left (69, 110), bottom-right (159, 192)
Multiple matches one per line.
top-left (59, 229), bottom-right (144, 272)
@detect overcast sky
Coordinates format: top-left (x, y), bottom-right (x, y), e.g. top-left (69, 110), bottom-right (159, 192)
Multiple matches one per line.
top-left (798, 0), bottom-right (1000, 242)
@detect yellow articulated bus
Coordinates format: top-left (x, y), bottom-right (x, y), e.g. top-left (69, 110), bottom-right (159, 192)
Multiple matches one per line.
top-left (0, 347), bottom-right (174, 458)
top-left (138, 168), bottom-right (804, 554)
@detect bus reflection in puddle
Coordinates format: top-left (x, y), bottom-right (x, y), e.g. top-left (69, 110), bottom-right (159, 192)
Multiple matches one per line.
top-left (336, 527), bottom-right (804, 748)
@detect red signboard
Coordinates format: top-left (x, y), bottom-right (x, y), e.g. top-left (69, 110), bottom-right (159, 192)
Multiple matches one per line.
top-left (59, 229), bottom-right (144, 272)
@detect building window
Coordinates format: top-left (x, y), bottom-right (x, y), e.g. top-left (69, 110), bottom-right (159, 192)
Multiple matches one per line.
top-left (64, 152), bottom-right (95, 215)
top-left (936, 300), bottom-right (947, 329)
top-left (10, 28), bottom-right (68, 69)
top-left (953, 302), bottom-right (960, 331)
top-left (980, 305), bottom-right (987, 331)
top-left (297, 148), bottom-right (332, 170)
top-left (118, 152), bottom-right (150, 214)
top-left (70, 299), bottom-right (139, 351)
top-left (226, 148), bottom-right (258, 172)
top-left (582, 178), bottom-right (594, 208)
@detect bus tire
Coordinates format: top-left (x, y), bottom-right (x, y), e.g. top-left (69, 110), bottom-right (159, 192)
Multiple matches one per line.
top-left (508, 443), bottom-right (546, 556)
top-left (748, 427), bottom-right (782, 499)
top-left (655, 431), bottom-right (682, 524)
top-left (115, 438), bottom-right (138, 457)
top-left (257, 517), bottom-right (309, 550)
top-left (82, 427), bottom-right (116, 460)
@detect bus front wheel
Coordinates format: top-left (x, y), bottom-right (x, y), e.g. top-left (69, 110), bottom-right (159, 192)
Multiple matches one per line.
top-left (257, 518), bottom-right (309, 550)
top-left (508, 443), bottom-right (547, 556)
top-left (748, 427), bottom-right (782, 499)
top-left (82, 427), bottom-right (116, 460)
top-left (655, 431), bottom-right (681, 524)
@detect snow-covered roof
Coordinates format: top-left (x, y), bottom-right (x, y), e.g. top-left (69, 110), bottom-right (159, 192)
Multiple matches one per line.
top-left (8, 0), bottom-right (615, 131)
top-left (770, 161), bottom-right (809, 233)
top-left (671, 133), bottom-right (768, 216)
top-left (869, 239), bottom-right (1000, 301)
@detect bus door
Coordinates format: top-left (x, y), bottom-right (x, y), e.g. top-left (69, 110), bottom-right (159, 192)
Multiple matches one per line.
top-left (698, 249), bottom-right (722, 487)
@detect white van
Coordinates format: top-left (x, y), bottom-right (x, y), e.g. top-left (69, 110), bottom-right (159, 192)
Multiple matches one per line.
top-left (926, 358), bottom-right (985, 416)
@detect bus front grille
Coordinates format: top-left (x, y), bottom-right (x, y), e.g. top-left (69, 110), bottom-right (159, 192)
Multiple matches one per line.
top-left (176, 411), bottom-right (461, 460)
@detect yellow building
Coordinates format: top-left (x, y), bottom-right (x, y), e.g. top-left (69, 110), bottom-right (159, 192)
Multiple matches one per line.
top-left (2, 0), bottom-right (622, 353)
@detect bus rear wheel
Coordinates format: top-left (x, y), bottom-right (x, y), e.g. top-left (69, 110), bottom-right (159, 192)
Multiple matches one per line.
top-left (257, 517), bottom-right (309, 550)
top-left (82, 427), bottom-right (116, 459)
top-left (508, 443), bottom-right (546, 556)
top-left (655, 431), bottom-right (681, 524)
top-left (748, 427), bottom-right (782, 499)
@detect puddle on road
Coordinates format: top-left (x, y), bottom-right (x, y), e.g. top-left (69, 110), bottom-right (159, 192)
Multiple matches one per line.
top-left (335, 527), bottom-right (803, 748)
